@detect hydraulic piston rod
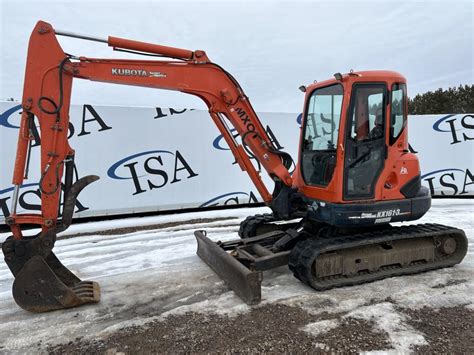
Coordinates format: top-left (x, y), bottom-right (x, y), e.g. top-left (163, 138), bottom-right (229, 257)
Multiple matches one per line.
top-left (55, 27), bottom-right (194, 59)
top-left (54, 29), bottom-right (108, 43)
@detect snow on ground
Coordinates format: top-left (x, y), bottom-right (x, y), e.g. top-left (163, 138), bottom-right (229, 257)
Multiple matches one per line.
top-left (0, 200), bottom-right (473, 353)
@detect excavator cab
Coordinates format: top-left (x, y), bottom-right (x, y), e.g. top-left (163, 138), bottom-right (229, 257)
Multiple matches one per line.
top-left (291, 72), bottom-right (434, 227)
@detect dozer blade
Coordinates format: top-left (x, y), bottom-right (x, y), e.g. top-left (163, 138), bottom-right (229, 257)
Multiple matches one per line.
top-left (195, 230), bottom-right (262, 305)
top-left (12, 254), bottom-right (100, 313)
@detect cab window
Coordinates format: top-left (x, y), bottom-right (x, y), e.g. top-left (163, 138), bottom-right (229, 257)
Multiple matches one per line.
top-left (348, 85), bottom-right (386, 142)
top-left (390, 83), bottom-right (407, 144)
top-left (303, 84), bottom-right (343, 151)
top-left (301, 84), bottom-right (343, 186)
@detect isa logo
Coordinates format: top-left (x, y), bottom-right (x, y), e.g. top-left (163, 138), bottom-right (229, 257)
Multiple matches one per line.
top-left (212, 125), bottom-right (284, 170)
top-left (0, 183), bottom-right (89, 219)
top-left (0, 104), bottom-right (22, 128)
top-left (0, 104), bottom-right (112, 139)
top-left (212, 126), bottom-right (283, 152)
top-left (107, 150), bottom-right (198, 196)
top-left (296, 113), bottom-right (302, 126)
top-left (433, 114), bottom-right (474, 145)
top-left (199, 191), bottom-right (259, 208)
top-left (421, 168), bottom-right (473, 196)
top-left (153, 107), bottom-right (193, 119)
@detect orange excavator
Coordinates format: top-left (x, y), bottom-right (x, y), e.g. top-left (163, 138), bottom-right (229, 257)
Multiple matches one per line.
top-left (2, 21), bottom-right (467, 312)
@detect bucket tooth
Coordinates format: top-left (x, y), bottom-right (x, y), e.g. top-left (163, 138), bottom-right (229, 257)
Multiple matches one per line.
top-left (195, 230), bottom-right (262, 305)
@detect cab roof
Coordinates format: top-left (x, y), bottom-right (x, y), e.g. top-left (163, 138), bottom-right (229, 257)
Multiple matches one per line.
top-left (306, 70), bottom-right (406, 93)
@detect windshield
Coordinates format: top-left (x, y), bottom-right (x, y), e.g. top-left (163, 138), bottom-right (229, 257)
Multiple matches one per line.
top-left (303, 84), bottom-right (343, 151)
top-left (301, 84), bottom-right (343, 186)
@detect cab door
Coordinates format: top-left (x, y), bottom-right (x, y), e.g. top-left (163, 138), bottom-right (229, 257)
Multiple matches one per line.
top-left (343, 84), bottom-right (387, 200)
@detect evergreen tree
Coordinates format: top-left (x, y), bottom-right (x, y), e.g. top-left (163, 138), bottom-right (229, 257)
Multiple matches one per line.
top-left (408, 85), bottom-right (474, 114)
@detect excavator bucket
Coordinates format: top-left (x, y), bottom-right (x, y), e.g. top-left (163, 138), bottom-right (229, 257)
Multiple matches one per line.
top-left (2, 175), bottom-right (101, 312)
top-left (11, 254), bottom-right (100, 312)
top-left (3, 230), bottom-right (101, 312)
top-left (195, 230), bottom-right (262, 305)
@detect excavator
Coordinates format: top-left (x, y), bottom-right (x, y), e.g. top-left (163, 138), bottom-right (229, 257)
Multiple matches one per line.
top-left (2, 21), bottom-right (468, 312)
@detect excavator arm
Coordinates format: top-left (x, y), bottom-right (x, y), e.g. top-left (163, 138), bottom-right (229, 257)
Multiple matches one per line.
top-left (3, 20), bottom-right (294, 312)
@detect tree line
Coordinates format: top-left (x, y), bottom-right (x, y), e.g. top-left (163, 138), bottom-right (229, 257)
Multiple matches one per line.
top-left (408, 84), bottom-right (473, 114)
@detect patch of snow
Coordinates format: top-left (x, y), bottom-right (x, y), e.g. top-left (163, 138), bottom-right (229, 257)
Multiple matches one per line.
top-left (0, 206), bottom-right (271, 240)
top-left (347, 302), bottom-right (427, 352)
top-left (301, 319), bottom-right (339, 337)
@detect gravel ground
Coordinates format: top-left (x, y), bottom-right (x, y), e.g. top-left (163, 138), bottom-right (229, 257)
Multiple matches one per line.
top-left (404, 306), bottom-right (474, 354)
top-left (47, 304), bottom-right (390, 354)
top-left (47, 304), bottom-right (472, 354)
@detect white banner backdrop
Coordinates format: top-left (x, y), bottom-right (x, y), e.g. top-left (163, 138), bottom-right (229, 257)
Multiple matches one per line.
top-left (0, 101), bottom-right (472, 224)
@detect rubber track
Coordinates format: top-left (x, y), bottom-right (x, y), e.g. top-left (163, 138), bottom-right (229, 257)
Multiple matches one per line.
top-left (288, 223), bottom-right (468, 290)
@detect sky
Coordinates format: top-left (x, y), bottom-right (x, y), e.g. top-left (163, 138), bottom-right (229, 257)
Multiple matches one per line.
top-left (0, 0), bottom-right (472, 112)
